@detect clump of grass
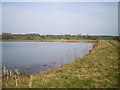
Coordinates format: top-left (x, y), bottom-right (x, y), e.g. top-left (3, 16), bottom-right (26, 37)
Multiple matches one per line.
top-left (2, 40), bottom-right (119, 88)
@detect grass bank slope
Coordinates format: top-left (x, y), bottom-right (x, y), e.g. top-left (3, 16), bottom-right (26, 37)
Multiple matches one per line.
top-left (3, 40), bottom-right (119, 88)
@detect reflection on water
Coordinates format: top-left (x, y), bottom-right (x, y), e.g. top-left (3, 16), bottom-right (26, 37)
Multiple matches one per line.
top-left (2, 42), bottom-right (95, 74)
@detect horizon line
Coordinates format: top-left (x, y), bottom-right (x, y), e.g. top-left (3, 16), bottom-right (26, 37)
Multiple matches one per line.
top-left (0, 32), bottom-right (119, 36)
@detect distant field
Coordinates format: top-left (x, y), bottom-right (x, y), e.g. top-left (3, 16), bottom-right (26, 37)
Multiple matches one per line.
top-left (1, 33), bottom-right (120, 41)
top-left (2, 40), bottom-right (119, 88)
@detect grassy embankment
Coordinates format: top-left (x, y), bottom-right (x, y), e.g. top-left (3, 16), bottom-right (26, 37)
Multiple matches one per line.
top-left (2, 40), bottom-right (119, 88)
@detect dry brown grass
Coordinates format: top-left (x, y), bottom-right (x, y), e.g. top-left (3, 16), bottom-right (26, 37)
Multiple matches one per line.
top-left (1, 39), bottom-right (98, 43)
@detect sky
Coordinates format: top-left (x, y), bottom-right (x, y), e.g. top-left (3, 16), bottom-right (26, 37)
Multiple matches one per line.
top-left (1, 2), bottom-right (118, 36)
top-left (0, 2), bottom-right (2, 34)
top-left (1, 0), bottom-right (120, 2)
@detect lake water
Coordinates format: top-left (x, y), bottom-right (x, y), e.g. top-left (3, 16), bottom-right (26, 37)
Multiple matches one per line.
top-left (2, 42), bottom-right (95, 74)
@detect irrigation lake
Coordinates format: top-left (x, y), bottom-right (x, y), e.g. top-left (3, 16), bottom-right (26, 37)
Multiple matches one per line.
top-left (2, 42), bottom-right (95, 74)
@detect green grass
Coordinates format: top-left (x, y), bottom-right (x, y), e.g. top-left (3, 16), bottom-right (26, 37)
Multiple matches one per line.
top-left (2, 40), bottom-right (119, 88)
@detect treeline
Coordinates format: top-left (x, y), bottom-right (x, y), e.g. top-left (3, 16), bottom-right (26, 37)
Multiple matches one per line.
top-left (0, 33), bottom-right (120, 41)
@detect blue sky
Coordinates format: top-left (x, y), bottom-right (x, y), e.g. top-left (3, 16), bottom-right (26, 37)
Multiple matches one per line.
top-left (2, 2), bottom-right (118, 35)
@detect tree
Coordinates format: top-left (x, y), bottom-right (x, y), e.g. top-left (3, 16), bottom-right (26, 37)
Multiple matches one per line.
top-left (2, 33), bottom-right (13, 40)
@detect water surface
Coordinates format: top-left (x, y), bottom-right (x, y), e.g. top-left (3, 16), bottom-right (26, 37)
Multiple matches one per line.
top-left (2, 42), bottom-right (95, 74)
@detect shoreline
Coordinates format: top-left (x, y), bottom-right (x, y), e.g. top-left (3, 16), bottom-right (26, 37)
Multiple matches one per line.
top-left (0, 39), bottom-right (98, 43)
